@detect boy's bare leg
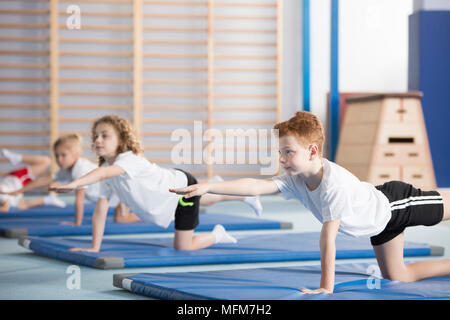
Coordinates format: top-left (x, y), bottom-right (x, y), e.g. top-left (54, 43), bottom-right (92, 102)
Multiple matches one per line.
top-left (17, 197), bottom-right (45, 210)
top-left (199, 193), bottom-right (245, 206)
top-left (199, 193), bottom-right (263, 216)
top-left (373, 232), bottom-right (450, 282)
top-left (20, 155), bottom-right (51, 177)
top-left (197, 178), bottom-right (245, 205)
top-left (197, 177), bottom-right (263, 216)
top-left (440, 191), bottom-right (450, 221)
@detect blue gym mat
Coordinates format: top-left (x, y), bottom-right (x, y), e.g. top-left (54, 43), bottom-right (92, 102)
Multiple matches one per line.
top-left (113, 262), bottom-right (450, 300)
top-left (18, 232), bottom-right (443, 269)
top-left (1, 214), bottom-right (291, 238)
top-left (2, 203), bottom-right (115, 218)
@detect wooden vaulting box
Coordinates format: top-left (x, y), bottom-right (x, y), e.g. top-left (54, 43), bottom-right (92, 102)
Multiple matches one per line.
top-left (336, 92), bottom-right (437, 190)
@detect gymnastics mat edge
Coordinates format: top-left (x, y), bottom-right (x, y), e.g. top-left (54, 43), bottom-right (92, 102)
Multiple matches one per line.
top-left (2, 228), bottom-right (28, 238)
top-left (113, 273), bottom-right (137, 290)
top-left (429, 245), bottom-right (445, 256)
top-left (280, 222), bottom-right (293, 229)
top-left (18, 235), bottom-right (32, 249)
top-left (18, 236), bottom-right (126, 269)
top-left (113, 274), bottom-right (210, 300)
top-left (94, 256), bottom-right (125, 269)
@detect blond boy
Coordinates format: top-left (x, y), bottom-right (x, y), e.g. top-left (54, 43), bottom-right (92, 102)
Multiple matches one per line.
top-left (11, 134), bottom-right (130, 225)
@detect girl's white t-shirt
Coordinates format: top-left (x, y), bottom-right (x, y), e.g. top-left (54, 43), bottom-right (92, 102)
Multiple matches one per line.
top-left (272, 158), bottom-right (392, 238)
top-left (53, 157), bottom-right (119, 206)
top-left (98, 151), bottom-right (188, 228)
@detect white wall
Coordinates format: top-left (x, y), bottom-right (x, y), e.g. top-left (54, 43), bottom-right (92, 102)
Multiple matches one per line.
top-left (309, 0), bottom-right (413, 132)
top-left (281, 0), bottom-right (302, 122)
top-left (340, 0), bottom-right (413, 92)
top-left (309, 0), bottom-right (331, 127)
top-left (413, 0), bottom-right (450, 11)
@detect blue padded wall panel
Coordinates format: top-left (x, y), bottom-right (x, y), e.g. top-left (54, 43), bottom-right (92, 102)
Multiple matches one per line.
top-left (408, 11), bottom-right (450, 187)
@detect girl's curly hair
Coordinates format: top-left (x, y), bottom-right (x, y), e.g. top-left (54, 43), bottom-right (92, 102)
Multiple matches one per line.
top-left (91, 115), bottom-right (144, 166)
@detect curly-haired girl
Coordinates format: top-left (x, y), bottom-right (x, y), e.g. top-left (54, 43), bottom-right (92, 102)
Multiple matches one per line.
top-left (50, 115), bottom-right (262, 251)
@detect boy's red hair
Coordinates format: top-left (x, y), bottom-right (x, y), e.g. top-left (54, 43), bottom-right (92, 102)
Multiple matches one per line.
top-left (274, 111), bottom-right (325, 156)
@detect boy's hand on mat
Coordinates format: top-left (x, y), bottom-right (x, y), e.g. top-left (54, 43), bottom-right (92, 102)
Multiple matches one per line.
top-left (301, 288), bottom-right (333, 294)
top-left (169, 184), bottom-right (209, 198)
top-left (48, 183), bottom-right (77, 193)
top-left (69, 247), bottom-right (99, 253)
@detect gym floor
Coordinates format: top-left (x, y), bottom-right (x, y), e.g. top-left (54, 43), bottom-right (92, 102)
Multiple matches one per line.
top-left (1, 192), bottom-right (449, 300)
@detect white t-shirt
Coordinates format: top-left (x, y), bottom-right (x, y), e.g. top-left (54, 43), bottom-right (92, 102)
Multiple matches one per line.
top-left (0, 175), bottom-right (23, 207)
top-left (273, 158), bottom-right (392, 238)
top-left (53, 157), bottom-right (119, 206)
top-left (98, 151), bottom-right (188, 228)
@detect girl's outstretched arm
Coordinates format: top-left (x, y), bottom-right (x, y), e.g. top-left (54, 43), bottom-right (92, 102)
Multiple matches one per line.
top-left (170, 178), bottom-right (279, 198)
top-left (49, 165), bottom-right (124, 193)
top-left (69, 198), bottom-right (109, 252)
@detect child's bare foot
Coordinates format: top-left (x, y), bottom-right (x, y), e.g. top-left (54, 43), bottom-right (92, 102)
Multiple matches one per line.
top-left (114, 212), bottom-right (141, 223)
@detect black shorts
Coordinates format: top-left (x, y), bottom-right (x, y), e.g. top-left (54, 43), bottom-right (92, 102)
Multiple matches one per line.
top-left (370, 181), bottom-right (444, 246)
top-left (173, 169), bottom-right (200, 231)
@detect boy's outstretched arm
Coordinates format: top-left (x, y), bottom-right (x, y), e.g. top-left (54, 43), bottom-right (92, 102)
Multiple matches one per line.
top-left (1, 173), bottom-right (53, 196)
top-left (60, 188), bottom-right (86, 226)
top-left (302, 219), bottom-right (340, 294)
top-left (170, 178), bottom-right (279, 198)
top-left (49, 166), bottom-right (124, 193)
top-left (73, 188), bottom-right (85, 226)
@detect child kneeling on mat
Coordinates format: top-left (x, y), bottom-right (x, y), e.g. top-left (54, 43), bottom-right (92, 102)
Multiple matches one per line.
top-left (49, 115), bottom-right (262, 251)
top-left (0, 149), bottom-right (65, 212)
top-left (170, 111), bottom-right (450, 293)
top-left (8, 134), bottom-right (132, 225)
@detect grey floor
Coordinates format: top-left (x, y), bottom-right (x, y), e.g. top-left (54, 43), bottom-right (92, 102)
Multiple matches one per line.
top-left (1, 193), bottom-right (449, 300)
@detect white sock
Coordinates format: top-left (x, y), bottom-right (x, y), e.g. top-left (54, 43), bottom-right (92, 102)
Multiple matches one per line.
top-left (244, 195), bottom-right (263, 217)
top-left (212, 224), bottom-right (237, 244)
top-left (0, 149), bottom-right (22, 166)
top-left (44, 194), bottom-right (66, 208)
